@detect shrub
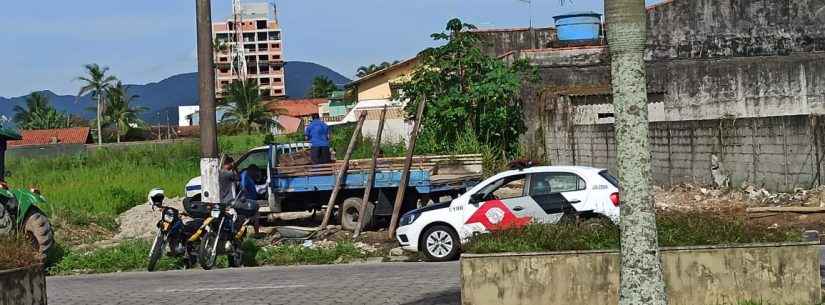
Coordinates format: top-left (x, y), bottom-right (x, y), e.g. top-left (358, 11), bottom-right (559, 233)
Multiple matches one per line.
top-left (464, 212), bottom-right (802, 254)
top-left (0, 234), bottom-right (41, 270)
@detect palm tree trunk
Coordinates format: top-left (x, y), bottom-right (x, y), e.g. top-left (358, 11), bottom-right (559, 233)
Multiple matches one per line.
top-left (97, 94), bottom-right (103, 146)
top-left (116, 122), bottom-right (121, 143)
top-left (605, 0), bottom-right (667, 305)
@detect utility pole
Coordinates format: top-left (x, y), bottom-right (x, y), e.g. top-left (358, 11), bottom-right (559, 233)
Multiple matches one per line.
top-left (196, 0), bottom-right (221, 207)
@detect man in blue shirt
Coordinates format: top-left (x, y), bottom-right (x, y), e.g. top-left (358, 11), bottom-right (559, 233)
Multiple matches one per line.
top-left (305, 114), bottom-right (332, 164)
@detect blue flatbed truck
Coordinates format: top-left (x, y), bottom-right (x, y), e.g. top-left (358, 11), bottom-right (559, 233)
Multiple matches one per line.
top-left (184, 143), bottom-right (483, 231)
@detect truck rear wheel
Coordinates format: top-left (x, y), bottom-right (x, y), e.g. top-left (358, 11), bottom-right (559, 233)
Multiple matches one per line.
top-left (23, 210), bottom-right (54, 256)
top-left (340, 197), bottom-right (373, 232)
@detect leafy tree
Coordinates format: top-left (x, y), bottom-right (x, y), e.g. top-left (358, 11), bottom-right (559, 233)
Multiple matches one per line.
top-left (104, 82), bottom-right (147, 143)
top-left (355, 60), bottom-right (400, 78)
top-left (221, 80), bottom-right (280, 134)
top-left (307, 76), bottom-right (337, 98)
top-left (395, 18), bottom-right (536, 157)
top-left (605, 0), bottom-right (668, 305)
top-left (77, 64), bottom-right (118, 145)
top-left (12, 92), bottom-right (72, 130)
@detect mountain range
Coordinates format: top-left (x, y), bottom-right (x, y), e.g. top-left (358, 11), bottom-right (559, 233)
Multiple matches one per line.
top-left (0, 61), bottom-right (351, 124)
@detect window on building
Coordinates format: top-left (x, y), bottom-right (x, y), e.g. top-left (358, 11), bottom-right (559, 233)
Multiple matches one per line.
top-left (260, 78), bottom-right (270, 85)
top-left (219, 68), bottom-right (230, 74)
top-left (228, 22), bottom-right (235, 31)
top-left (274, 78), bottom-right (282, 82)
top-left (268, 31), bottom-right (280, 41)
top-left (258, 55), bottom-right (268, 61)
top-left (219, 57), bottom-right (228, 62)
top-left (272, 54), bottom-right (281, 60)
top-left (258, 43), bottom-right (268, 51)
top-left (256, 20), bottom-right (267, 29)
top-left (271, 43), bottom-right (280, 49)
top-left (259, 66), bottom-right (270, 74)
top-left (261, 90), bottom-right (271, 97)
top-left (243, 33), bottom-right (255, 42)
top-left (274, 89), bottom-right (283, 95)
top-left (220, 80), bottom-right (229, 86)
top-left (247, 67), bottom-right (257, 75)
top-left (257, 32), bottom-right (267, 41)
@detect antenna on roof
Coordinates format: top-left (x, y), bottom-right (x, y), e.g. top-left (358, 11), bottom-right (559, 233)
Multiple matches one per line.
top-left (516, 0), bottom-right (533, 28)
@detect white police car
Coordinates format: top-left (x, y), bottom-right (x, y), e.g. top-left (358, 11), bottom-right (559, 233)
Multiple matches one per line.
top-left (395, 166), bottom-right (620, 261)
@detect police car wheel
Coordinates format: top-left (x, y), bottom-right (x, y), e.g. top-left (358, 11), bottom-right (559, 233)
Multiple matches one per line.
top-left (421, 225), bottom-right (459, 262)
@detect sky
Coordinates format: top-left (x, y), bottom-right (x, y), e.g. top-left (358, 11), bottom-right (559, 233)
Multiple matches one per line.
top-left (0, 0), bottom-right (663, 98)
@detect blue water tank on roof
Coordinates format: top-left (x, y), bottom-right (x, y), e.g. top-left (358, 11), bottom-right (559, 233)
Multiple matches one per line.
top-left (553, 11), bottom-right (602, 42)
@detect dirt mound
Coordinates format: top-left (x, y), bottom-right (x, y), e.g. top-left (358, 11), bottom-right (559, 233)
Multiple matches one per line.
top-left (113, 198), bottom-right (185, 241)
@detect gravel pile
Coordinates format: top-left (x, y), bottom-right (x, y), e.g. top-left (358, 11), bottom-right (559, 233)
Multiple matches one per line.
top-left (113, 198), bottom-right (185, 241)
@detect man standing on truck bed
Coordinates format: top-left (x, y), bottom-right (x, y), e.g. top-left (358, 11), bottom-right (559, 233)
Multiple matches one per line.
top-left (305, 114), bottom-right (332, 164)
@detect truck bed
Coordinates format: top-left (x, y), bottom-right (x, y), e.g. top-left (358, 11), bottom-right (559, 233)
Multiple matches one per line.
top-left (271, 154), bottom-right (483, 194)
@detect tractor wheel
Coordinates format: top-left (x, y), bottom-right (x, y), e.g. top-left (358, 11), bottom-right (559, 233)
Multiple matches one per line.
top-left (0, 204), bottom-right (12, 236)
top-left (23, 210), bottom-right (54, 256)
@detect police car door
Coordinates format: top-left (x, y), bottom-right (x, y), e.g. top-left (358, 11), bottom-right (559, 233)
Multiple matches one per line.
top-left (528, 171), bottom-right (589, 223)
top-left (463, 174), bottom-right (540, 231)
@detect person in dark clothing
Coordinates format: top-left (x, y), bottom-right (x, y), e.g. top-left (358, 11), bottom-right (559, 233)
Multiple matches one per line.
top-left (237, 164), bottom-right (261, 234)
top-left (305, 114), bottom-right (332, 164)
top-left (218, 156), bottom-right (238, 205)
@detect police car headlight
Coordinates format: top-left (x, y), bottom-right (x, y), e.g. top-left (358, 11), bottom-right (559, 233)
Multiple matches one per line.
top-left (399, 212), bottom-right (420, 226)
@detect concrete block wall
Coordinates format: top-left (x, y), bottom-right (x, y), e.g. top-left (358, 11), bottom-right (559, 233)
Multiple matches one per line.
top-left (559, 115), bottom-right (824, 191)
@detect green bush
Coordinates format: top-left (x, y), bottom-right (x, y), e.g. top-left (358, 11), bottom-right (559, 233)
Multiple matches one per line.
top-left (49, 239), bottom-right (183, 275)
top-left (464, 213), bottom-right (802, 254)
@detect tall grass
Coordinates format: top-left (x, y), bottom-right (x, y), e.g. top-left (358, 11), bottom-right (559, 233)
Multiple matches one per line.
top-left (7, 135), bottom-right (274, 229)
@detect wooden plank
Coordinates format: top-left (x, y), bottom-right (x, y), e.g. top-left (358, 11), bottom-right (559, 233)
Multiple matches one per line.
top-left (389, 97), bottom-right (427, 239)
top-left (320, 112), bottom-right (367, 227)
top-left (354, 106), bottom-right (388, 236)
top-left (746, 207), bottom-right (825, 213)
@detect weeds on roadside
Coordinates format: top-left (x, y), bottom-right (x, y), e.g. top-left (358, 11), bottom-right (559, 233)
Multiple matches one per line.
top-left (464, 212), bottom-right (802, 254)
top-left (255, 242), bottom-right (369, 266)
top-left (49, 239), bottom-right (183, 275)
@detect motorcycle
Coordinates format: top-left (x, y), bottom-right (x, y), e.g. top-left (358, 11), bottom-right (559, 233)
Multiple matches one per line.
top-left (146, 188), bottom-right (202, 271)
top-left (190, 202), bottom-right (251, 270)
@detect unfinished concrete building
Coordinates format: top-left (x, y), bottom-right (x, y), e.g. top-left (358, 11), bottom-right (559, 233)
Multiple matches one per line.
top-left (491, 0), bottom-right (825, 191)
top-left (212, 2), bottom-right (286, 99)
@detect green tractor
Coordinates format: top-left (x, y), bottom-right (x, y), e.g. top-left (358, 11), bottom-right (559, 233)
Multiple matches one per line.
top-left (0, 128), bottom-right (54, 256)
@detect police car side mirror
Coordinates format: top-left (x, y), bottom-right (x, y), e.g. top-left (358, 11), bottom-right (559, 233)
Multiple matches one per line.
top-left (469, 193), bottom-right (484, 205)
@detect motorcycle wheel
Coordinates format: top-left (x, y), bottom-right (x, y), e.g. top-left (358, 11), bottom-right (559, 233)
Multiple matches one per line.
top-left (147, 228), bottom-right (165, 272)
top-left (199, 230), bottom-right (219, 270)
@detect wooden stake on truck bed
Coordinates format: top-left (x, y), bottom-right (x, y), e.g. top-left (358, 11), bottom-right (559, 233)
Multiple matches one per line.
top-left (388, 98), bottom-right (428, 240)
top-left (354, 106), bottom-right (388, 237)
top-left (320, 112), bottom-right (368, 228)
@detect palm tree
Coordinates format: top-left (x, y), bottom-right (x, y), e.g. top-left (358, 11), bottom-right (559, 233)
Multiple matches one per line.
top-left (104, 82), bottom-right (147, 143)
top-left (77, 64), bottom-right (118, 145)
top-left (355, 60), bottom-right (400, 78)
top-left (221, 80), bottom-right (279, 134)
top-left (605, 0), bottom-right (667, 304)
top-left (12, 92), bottom-right (50, 127)
top-left (307, 76), bottom-right (338, 98)
top-left (12, 92), bottom-right (71, 130)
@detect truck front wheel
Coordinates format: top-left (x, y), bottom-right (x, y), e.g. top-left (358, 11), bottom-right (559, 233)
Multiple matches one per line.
top-left (23, 210), bottom-right (54, 256)
top-left (340, 197), bottom-right (373, 232)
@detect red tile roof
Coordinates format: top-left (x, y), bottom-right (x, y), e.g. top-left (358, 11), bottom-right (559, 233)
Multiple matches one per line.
top-left (267, 99), bottom-right (326, 118)
top-left (9, 127), bottom-right (91, 147)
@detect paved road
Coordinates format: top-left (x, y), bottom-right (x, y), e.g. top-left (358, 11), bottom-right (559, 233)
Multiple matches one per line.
top-left (48, 262), bottom-right (460, 305)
